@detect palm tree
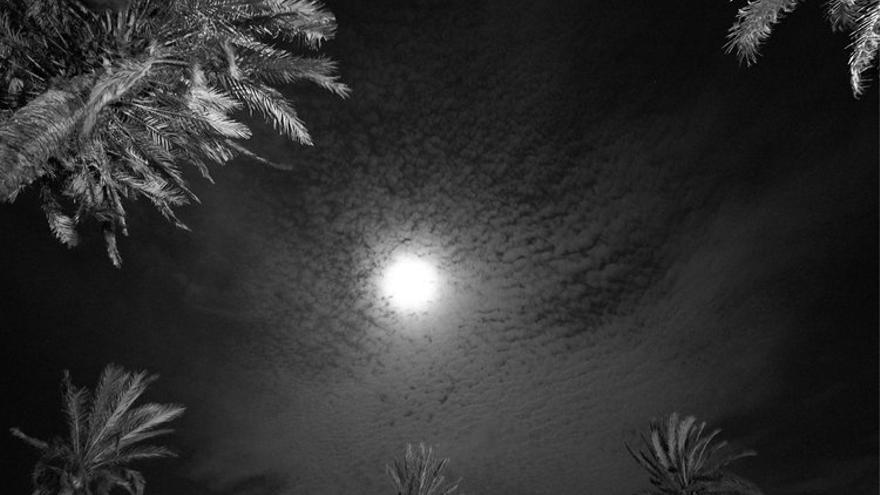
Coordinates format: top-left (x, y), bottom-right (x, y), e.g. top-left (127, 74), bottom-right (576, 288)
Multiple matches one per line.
top-left (0, 0), bottom-right (349, 266)
top-left (625, 412), bottom-right (763, 495)
top-left (10, 364), bottom-right (185, 495)
top-left (725, 0), bottom-right (879, 97)
top-left (386, 443), bottom-right (461, 495)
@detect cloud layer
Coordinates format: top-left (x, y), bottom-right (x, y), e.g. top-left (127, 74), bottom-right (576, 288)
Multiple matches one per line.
top-left (0, 1), bottom-right (875, 495)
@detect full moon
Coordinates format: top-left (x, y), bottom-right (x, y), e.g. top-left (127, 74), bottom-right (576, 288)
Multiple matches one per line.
top-left (381, 256), bottom-right (439, 311)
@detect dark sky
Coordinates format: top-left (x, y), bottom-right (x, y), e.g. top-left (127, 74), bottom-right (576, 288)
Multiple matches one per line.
top-left (1, 1), bottom-right (877, 494)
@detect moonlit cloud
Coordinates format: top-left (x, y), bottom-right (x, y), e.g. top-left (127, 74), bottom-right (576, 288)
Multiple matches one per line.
top-left (0, 1), bottom-right (874, 495)
top-left (135, 2), bottom-right (877, 494)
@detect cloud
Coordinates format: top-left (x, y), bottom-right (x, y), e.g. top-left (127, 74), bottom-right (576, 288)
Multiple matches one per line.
top-left (157, 0), bottom-right (877, 493)
top-left (1, 1), bottom-right (873, 495)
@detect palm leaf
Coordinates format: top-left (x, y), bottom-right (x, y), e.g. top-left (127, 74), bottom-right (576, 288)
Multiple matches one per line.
top-left (626, 413), bottom-right (763, 495)
top-left (386, 443), bottom-right (460, 495)
top-left (111, 443), bottom-right (177, 465)
top-left (87, 367), bottom-right (155, 457)
top-left (227, 32), bottom-right (350, 95)
top-left (95, 466), bottom-right (146, 495)
top-left (849, 1), bottom-right (880, 95)
top-left (649, 428), bottom-right (671, 471)
top-left (701, 472), bottom-right (764, 495)
top-left (726, 0), bottom-right (879, 96)
top-left (61, 370), bottom-right (89, 457)
top-left (0, 88), bottom-right (82, 200)
top-left (114, 402), bottom-right (185, 449)
top-left (1, 0), bottom-right (347, 265)
top-left (9, 427), bottom-right (49, 451)
top-left (220, 75), bottom-right (312, 144)
top-left (725, 0), bottom-right (802, 65)
top-left (187, 65), bottom-right (252, 139)
top-left (13, 364), bottom-right (183, 495)
top-left (692, 428), bottom-right (722, 474)
top-left (40, 185), bottom-right (80, 247)
top-left (243, 0), bottom-right (340, 47)
top-left (826, 0), bottom-right (862, 31)
top-left (80, 57), bottom-right (157, 138)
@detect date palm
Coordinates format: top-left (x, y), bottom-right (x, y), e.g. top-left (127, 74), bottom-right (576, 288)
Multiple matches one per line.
top-left (386, 443), bottom-right (461, 495)
top-left (10, 364), bottom-right (184, 495)
top-left (725, 0), bottom-right (879, 96)
top-left (625, 412), bottom-right (763, 495)
top-left (0, 0), bottom-right (349, 266)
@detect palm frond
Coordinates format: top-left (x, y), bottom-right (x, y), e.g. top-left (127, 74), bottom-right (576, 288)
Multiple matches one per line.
top-left (242, 0), bottom-right (340, 47)
top-left (0, 88), bottom-right (82, 200)
top-left (111, 443), bottom-right (178, 464)
top-left (104, 225), bottom-right (123, 267)
top-left (221, 75), bottom-right (312, 144)
top-left (13, 364), bottom-right (183, 495)
top-left (386, 443), bottom-right (460, 495)
top-left (226, 139), bottom-right (284, 169)
top-left (726, 0), bottom-right (879, 96)
top-left (238, 50), bottom-right (350, 97)
top-left (689, 427), bottom-right (722, 475)
top-left (95, 466), bottom-right (146, 495)
top-left (187, 68), bottom-right (252, 139)
top-left (61, 370), bottom-right (89, 457)
top-left (700, 472), bottom-right (764, 495)
top-left (849, 0), bottom-right (880, 95)
top-left (81, 57), bottom-right (157, 138)
top-left (726, 0), bottom-right (803, 65)
top-left (114, 402), bottom-right (185, 450)
top-left (626, 413), bottom-right (763, 495)
top-left (826, 0), bottom-right (863, 31)
top-left (1, 0), bottom-right (347, 265)
top-left (85, 365), bottom-right (130, 442)
top-left (121, 468), bottom-right (147, 495)
top-left (9, 427), bottom-right (49, 451)
top-left (86, 366), bottom-right (156, 457)
top-left (40, 184), bottom-right (80, 247)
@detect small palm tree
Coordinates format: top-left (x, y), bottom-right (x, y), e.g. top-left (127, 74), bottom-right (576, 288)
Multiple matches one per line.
top-left (10, 364), bottom-right (184, 495)
top-left (625, 412), bottom-right (763, 495)
top-left (725, 0), bottom-right (879, 96)
top-left (386, 443), bottom-right (461, 495)
top-left (0, 0), bottom-right (349, 266)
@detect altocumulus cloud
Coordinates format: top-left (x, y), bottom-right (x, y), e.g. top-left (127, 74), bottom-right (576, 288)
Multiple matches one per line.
top-left (154, 1), bottom-right (876, 494)
top-left (151, 3), bottom-right (871, 493)
top-left (2, 1), bottom-right (872, 495)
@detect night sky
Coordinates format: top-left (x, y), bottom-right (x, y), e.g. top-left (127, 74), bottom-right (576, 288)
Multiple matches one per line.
top-left (1, 1), bottom-right (877, 494)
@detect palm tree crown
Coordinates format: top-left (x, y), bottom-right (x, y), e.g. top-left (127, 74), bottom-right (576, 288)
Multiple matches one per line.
top-left (0, 0), bottom-right (349, 266)
top-left (386, 443), bottom-right (461, 495)
top-left (10, 364), bottom-right (185, 495)
top-left (625, 412), bottom-right (763, 495)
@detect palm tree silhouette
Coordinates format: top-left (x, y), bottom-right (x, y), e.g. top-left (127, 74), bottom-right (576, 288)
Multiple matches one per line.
top-left (0, 0), bottom-right (349, 265)
top-left (10, 364), bottom-right (184, 495)
top-left (386, 443), bottom-right (461, 495)
top-left (625, 412), bottom-right (763, 495)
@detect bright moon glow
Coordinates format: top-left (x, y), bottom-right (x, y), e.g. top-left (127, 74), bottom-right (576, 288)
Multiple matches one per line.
top-left (382, 256), bottom-right (439, 311)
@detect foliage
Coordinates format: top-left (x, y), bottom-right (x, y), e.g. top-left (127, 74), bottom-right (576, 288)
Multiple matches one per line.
top-left (725, 0), bottom-right (880, 96)
top-left (625, 412), bottom-right (763, 495)
top-left (10, 364), bottom-right (184, 495)
top-left (0, 0), bottom-right (349, 266)
top-left (386, 443), bottom-right (461, 495)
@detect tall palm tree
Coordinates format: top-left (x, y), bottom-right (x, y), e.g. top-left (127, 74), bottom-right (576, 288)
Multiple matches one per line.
top-left (725, 0), bottom-right (879, 97)
top-left (625, 412), bottom-right (763, 495)
top-left (0, 0), bottom-right (349, 266)
top-left (386, 443), bottom-right (461, 495)
top-left (10, 364), bottom-right (185, 495)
